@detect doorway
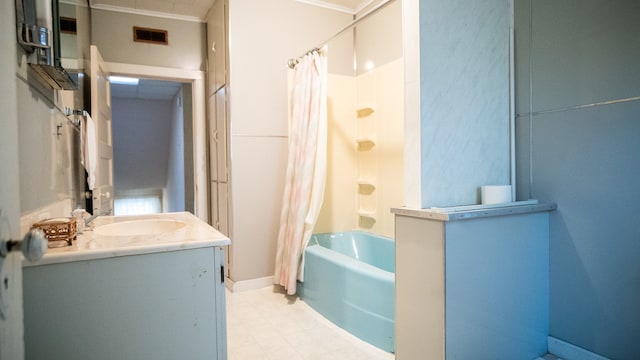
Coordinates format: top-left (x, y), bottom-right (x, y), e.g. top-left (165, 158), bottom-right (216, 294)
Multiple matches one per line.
top-left (110, 77), bottom-right (194, 216)
top-left (102, 62), bottom-right (208, 220)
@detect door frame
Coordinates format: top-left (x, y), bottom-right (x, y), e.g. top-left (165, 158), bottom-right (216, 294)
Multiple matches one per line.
top-left (106, 62), bottom-right (208, 221)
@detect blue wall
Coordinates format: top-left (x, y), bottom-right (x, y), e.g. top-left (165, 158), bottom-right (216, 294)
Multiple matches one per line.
top-left (446, 213), bottom-right (549, 359)
top-left (515, 1), bottom-right (640, 358)
top-left (419, 0), bottom-right (511, 208)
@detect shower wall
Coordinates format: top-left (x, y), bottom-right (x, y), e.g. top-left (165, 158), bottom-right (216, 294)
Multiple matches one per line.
top-left (314, 73), bottom-right (358, 233)
top-left (316, 0), bottom-right (403, 239)
top-left (355, 59), bottom-right (404, 238)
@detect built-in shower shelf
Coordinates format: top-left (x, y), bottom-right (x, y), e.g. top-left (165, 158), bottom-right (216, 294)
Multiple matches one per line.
top-left (357, 179), bottom-right (376, 194)
top-left (357, 137), bottom-right (376, 151)
top-left (356, 105), bottom-right (375, 118)
top-left (358, 208), bottom-right (376, 219)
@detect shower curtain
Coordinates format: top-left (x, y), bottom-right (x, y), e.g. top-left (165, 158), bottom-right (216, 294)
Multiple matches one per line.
top-left (274, 48), bottom-right (328, 295)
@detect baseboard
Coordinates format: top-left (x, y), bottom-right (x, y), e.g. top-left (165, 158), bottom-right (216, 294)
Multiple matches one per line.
top-left (548, 336), bottom-right (611, 360)
top-left (225, 276), bottom-right (274, 293)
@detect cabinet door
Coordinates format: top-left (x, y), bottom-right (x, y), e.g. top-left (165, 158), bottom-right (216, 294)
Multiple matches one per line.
top-left (215, 87), bottom-right (228, 182)
top-left (210, 181), bottom-right (219, 229)
top-left (206, 6), bottom-right (217, 97)
top-left (218, 182), bottom-right (229, 236)
top-left (211, 0), bottom-right (227, 92)
top-left (208, 94), bottom-right (218, 182)
top-left (24, 249), bottom-right (222, 359)
top-left (213, 247), bottom-right (227, 360)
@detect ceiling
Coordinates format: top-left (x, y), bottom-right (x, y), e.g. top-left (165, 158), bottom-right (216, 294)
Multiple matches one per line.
top-left (88, 0), bottom-right (375, 21)
top-left (111, 79), bottom-right (183, 101)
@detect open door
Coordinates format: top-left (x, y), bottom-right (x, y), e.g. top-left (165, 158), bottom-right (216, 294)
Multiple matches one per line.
top-left (0, 86), bottom-right (24, 360)
top-left (89, 45), bottom-right (114, 215)
top-left (1, 2), bottom-right (24, 355)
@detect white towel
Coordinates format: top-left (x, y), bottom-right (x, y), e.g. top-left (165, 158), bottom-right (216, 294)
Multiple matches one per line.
top-left (81, 113), bottom-right (97, 190)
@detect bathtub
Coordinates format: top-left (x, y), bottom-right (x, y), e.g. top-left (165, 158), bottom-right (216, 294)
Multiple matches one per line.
top-left (300, 231), bottom-right (395, 352)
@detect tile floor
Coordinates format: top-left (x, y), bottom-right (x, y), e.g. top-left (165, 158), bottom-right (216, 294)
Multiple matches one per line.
top-left (225, 286), bottom-right (395, 360)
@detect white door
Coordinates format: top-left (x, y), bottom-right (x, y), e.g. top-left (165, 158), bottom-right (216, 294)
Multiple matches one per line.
top-left (0, 1), bottom-right (24, 356)
top-left (0, 112), bottom-right (24, 359)
top-left (90, 45), bottom-right (114, 215)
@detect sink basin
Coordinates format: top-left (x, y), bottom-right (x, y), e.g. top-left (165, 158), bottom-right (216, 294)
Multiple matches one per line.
top-left (93, 219), bottom-right (186, 237)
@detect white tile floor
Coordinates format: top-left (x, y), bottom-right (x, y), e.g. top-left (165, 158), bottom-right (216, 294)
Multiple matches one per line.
top-left (226, 286), bottom-right (396, 360)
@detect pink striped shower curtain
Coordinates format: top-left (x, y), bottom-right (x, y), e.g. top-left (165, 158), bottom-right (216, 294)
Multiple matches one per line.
top-left (274, 49), bottom-right (328, 295)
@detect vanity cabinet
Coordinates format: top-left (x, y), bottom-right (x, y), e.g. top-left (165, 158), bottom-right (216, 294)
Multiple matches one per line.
top-left (23, 247), bottom-right (227, 360)
top-left (22, 213), bottom-right (229, 360)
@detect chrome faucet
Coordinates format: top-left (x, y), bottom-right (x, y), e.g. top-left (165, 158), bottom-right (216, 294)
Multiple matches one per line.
top-left (85, 208), bottom-right (112, 227)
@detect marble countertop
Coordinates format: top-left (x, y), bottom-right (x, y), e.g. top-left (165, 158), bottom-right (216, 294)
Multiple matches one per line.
top-left (391, 200), bottom-right (557, 221)
top-left (23, 212), bottom-right (230, 267)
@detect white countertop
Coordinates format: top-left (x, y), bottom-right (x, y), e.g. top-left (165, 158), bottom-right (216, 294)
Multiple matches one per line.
top-left (391, 201), bottom-right (557, 221)
top-left (23, 212), bottom-right (231, 267)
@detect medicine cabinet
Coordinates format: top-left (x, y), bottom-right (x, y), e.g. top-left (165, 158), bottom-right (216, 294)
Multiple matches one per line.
top-left (15, 0), bottom-right (77, 90)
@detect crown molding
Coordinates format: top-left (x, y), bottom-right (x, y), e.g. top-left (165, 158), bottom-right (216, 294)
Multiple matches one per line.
top-left (296, 0), bottom-right (356, 14)
top-left (89, 3), bottom-right (205, 23)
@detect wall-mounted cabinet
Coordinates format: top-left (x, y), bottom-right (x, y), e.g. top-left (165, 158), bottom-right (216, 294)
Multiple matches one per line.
top-left (208, 87), bottom-right (230, 226)
top-left (206, 0), bottom-right (228, 96)
top-left (206, 0), bottom-right (231, 279)
top-left (208, 86), bottom-right (229, 182)
top-left (210, 180), bottom-right (229, 236)
top-left (15, 0), bottom-right (77, 90)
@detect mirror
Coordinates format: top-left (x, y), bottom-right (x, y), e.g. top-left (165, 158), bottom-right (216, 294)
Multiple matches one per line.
top-left (59, 0), bottom-right (91, 74)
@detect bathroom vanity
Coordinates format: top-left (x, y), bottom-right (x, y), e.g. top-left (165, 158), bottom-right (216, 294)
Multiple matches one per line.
top-left (22, 212), bottom-right (230, 360)
top-left (393, 202), bottom-right (556, 360)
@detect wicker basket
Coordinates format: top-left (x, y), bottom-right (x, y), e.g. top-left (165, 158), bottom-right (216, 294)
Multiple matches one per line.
top-left (31, 217), bottom-right (77, 248)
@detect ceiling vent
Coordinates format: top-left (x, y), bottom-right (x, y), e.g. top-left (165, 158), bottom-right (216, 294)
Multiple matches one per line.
top-left (133, 26), bottom-right (168, 45)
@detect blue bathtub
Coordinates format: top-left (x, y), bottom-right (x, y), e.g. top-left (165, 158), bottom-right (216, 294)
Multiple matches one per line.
top-left (300, 231), bottom-right (395, 352)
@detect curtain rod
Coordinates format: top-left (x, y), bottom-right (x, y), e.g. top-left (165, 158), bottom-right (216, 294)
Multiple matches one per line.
top-left (287, 0), bottom-right (398, 69)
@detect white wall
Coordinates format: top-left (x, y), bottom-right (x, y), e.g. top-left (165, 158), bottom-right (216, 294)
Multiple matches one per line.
top-left (17, 82), bottom-right (76, 214)
top-left (14, 13), bottom-right (79, 217)
top-left (91, 9), bottom-right (206, 71)
top-left (111, 98), bottom-right (172, 193)
top-left (228, 0), bottom-right (351, 282)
